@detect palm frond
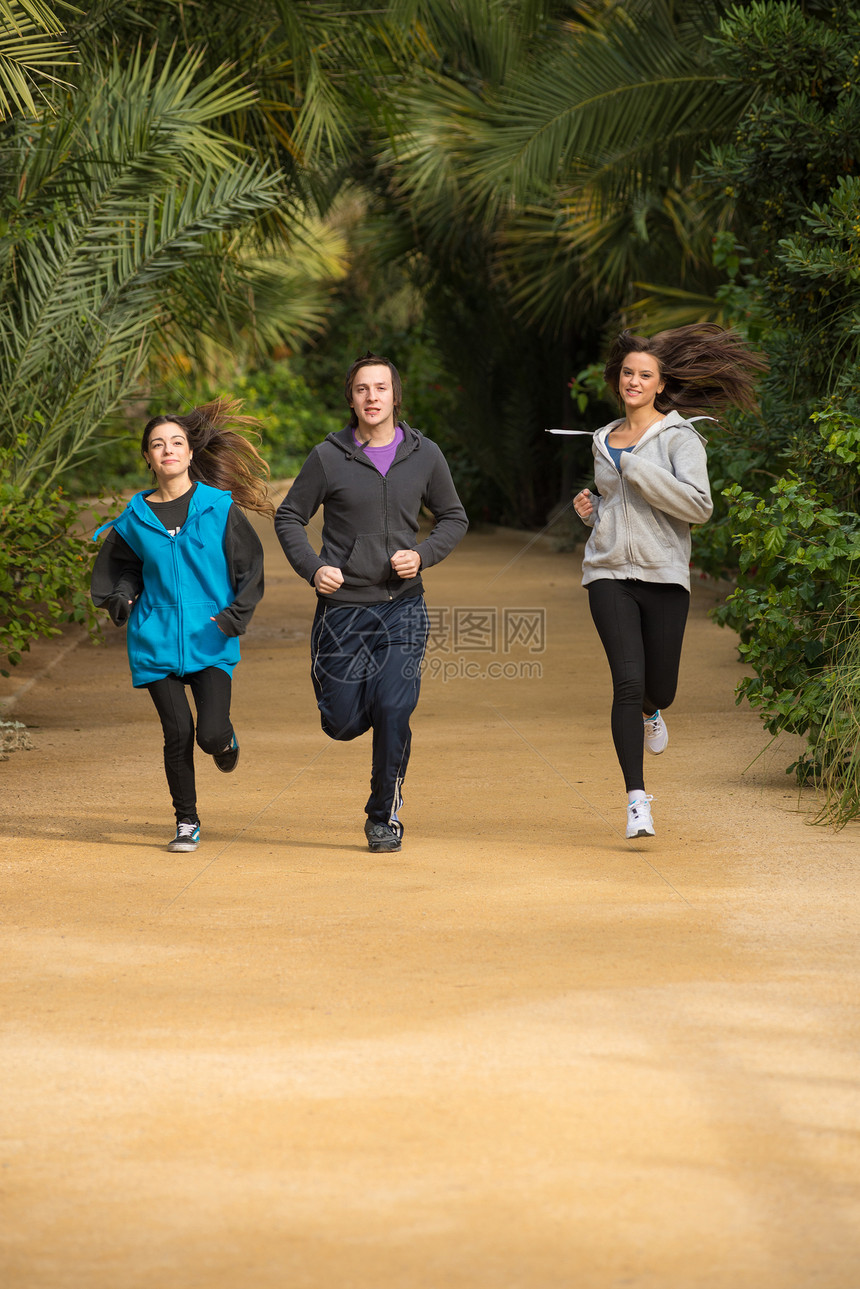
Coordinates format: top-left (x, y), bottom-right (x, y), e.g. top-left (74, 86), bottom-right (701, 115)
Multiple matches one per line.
top-left (476, 0), bottom-right (750, 207)
top-left (0, 0), bottom-right (70, 35)
top-left (0, 0), bottom-right (76, 117)
top-left (625, 284), bottom-right (729, 331)
top-left (0, 49), bottom-right (292, 490)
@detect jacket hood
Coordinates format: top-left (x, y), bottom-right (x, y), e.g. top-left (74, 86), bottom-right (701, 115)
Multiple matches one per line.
top-left (595, 410), bottom-right (713, 461)
top-left (92, 481), bottom-right (230, 542)
top-left (325, 421), bottom-right (421, 461)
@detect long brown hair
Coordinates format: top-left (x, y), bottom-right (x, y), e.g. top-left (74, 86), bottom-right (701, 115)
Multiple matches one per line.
top-left (141, 398), bottom-right (274, 518)
top-left (603, 324), bottom-right (768, 416)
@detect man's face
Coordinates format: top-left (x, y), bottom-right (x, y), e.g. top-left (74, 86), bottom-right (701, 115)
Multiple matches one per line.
top-left (350, 364), bottom-right (395, 435)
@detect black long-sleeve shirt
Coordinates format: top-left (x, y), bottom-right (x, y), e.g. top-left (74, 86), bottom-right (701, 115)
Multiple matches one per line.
top-left (91, 499), bottom-right (264, 637)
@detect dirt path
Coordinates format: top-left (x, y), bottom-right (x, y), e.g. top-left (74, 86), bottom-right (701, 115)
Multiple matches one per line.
top-left (2, 514), bottom-right (858, 1288)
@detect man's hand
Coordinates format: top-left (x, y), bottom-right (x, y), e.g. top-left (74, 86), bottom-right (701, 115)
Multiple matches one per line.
top-left (390, 549), bottom-right (421, 579)
top-left (314, 565), bottom-right (345, 594)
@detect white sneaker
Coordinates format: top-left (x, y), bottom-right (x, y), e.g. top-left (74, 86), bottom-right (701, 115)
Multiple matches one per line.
top-left (626, 796), bottom-right (655, 839)
top-left (643, 710), bottom-right (668, 755)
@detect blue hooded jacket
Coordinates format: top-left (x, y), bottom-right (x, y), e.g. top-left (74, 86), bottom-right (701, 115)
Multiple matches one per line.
top-left (93, 483), bottom-right (241, 686)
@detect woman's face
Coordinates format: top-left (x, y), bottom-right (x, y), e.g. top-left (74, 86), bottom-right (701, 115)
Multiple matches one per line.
top-left (144, 422), bottom-right (192, 484)
top-left (619, 352), bottom-right (664, 413)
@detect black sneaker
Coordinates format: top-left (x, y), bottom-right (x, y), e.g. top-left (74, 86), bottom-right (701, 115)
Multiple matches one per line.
top-left (167, 819), bottom-right (200, 852)
top-left (213, 733), bottom-right (239, 773)
top-left (364, 820), bottom-right (402, 853)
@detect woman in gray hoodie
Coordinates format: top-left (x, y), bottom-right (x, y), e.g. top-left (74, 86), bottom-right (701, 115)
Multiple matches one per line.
top-left (574, 325), bottom-right (767, 840)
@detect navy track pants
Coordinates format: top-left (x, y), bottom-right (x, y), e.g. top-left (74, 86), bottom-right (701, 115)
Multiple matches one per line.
top-left (310, 594), bottom-right (430, 833)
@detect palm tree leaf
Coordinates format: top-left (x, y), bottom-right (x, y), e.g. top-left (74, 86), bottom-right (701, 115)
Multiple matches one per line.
top-left (476, 1), bottom-right (750, 206)
top-left (0, 47), bottom-right (301, 488)
top-left (0, 1), bottom-right (75, 116)
top-left (0, 0), bottom-right (69, 36)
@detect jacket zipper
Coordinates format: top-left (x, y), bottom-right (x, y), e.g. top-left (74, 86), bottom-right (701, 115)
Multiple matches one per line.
top-left (381, 472), bottom-right (393, 599)
top-left (171, 534), bottom-right (184, 675)
top-left (620, 467), bottom-right (635, 570)
top-left (607, 435), bottom-right (637, 571)
top-left (347, 435), bottom-right (412, 599)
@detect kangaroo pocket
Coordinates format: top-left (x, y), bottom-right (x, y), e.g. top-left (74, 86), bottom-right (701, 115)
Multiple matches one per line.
top-left (184, 600), bottom-right (240, 671)
top-left (341, 531), bottom-right (414, 588)
top-left (586, 500), bottom-right (682, 571)
top-left (584, 509), bottom-right (621, 568)
top-left (633, 507), bottom-right (680, 566)
top-left (129, 602), bottom-right (179, 674)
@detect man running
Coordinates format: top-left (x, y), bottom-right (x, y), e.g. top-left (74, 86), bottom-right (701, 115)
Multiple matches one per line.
top-left (275, 352), bottom-right (468, 852)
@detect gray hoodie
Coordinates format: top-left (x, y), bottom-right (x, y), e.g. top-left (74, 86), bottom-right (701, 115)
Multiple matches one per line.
top-left (275, 422), bottom-right (468, 604)
top-left (579, 410), bottom-right (714, 591)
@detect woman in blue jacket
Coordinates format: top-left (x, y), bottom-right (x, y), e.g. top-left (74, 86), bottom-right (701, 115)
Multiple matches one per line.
top-left (91, 400), bottom-right (270, 853)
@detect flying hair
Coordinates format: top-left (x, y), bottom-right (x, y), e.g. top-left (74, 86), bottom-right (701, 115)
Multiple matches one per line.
top-left (603, 324), bottom-right (769, 416)
top-left (142, 398), bottom-right (274, 518)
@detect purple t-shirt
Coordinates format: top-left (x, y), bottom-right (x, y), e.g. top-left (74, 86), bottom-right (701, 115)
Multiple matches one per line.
top-left (353, 426), bottom-right (403, 476)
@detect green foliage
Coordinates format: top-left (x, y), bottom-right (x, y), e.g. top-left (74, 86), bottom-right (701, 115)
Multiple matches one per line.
top-left (0, 33), bottom-right (348, 667)
top-left (705, 4), bottom-right (860, 385)
top-left (804, 582), bottom-right (860, 828)
top-left (568, 363), bottom-right (610, 417)
top-left (0, 444), bottom-right (105, 674)
top-left (0, 46), bottom-right (289, 492)
top-left (167, 360), bottom-right (345, 480)
top-left (713, 0), bottom-right (856, 100)
top-left (813, 398), bottom-right (860, 471)
top-left (689, 3), bottom-right (860, 816)
top-left (289, 220), bottom-right (515, 520)
top-left (471, 0), bottom-right (746, 209)
top-left (234, 366), bottom-right (343, 478)
top-left (0, 0), bottom-right (75, 120)
top-left (413, 0), bottom-right (749, 332)
top-left (72, 0), bottom-right (404, 174)
top-left (715, 464), bottom-right (860, 770)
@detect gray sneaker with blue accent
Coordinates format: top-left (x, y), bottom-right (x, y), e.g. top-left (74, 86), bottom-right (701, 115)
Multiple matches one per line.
top-left (167, 819), bottom-right (200, 852)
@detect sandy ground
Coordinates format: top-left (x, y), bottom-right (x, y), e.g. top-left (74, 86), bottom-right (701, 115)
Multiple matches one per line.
top-left (1, 510), bottom-right (858, 1289)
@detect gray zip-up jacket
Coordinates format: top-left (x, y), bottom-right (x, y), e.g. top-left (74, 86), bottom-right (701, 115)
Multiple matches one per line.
top-left (275, 422), bottom-right (468, 604)
top-left (579, 410), bottom-right (713, 591)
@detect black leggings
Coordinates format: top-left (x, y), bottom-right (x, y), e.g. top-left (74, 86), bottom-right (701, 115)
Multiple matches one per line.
top-left (146, 667), bottom-right (233, 822)
top-left (587, 579), bottom-right (690, 792)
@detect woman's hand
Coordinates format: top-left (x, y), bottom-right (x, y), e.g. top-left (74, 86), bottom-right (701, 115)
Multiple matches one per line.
top-left (390, 549), bottom-right (421, 579)
top-left (108, 594), bottom-right (135, 626)
top-left (574, 489), bottom-right (594, 520)
top-left (313, 565), bottom-right (345, 594)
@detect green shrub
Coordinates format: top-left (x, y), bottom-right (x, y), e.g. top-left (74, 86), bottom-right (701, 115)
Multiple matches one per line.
top-left (804, 583), bottom-right (860, 828)
top-left (715, 469), bottom-right (860, 783)
top-left (232, 363), bottom-right (344, 477)
top-left (0, 455), bottom-right (105, 675)
top-left (162, 360), bottom-right (344, 481)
